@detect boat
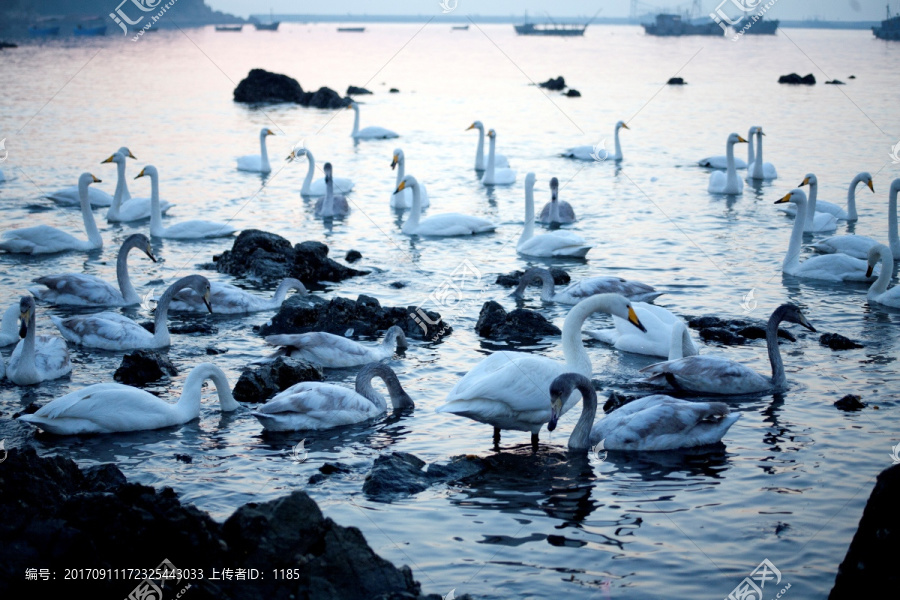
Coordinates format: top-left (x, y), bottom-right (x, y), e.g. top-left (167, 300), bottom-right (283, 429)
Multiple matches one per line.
top-left (742, 19), bottom-right (779, 34)
top-left (873, 4), bottom-right (900, 40)
top-left (252, 10), bottom-right (280, 31)
top-left (452, 25), bottom-right (469, 30)
top-left (74, 18), bottom-right (107, 36)
top-left (28, 17), bottom-right (60, 36)
top-left (337, 27), bottom-right (366, 32)
top-left (215, 24), bottom-right (243, 32)
top-left (642, 13), bottom-right (721, 36)
top-left (514, 22), bottom-right (586, 36)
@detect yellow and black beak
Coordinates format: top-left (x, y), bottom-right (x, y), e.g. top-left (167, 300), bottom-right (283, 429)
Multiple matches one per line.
top-left (798, 312), bottom-right (816, 333)
top-left (265, 129), bottom-right (275, 136)
top-left (548, 394), bottom-right (563, 431)
top-left (18, 306), bottom-right (32, 339)
top-left (126, 149), bottom-right (137, 159)
top-left (391, 155), bottom-right (399, 170)
top-left (101, 155), bottom-right (115, 164)
top-left (144, 244), bottom-right (157, 263)
top-left (774, 191), bottom-right (792, 204)
top-left (394, 180), bottom-right (407, 194)
top-left (737, 136), bottom-right (748, 143)
top-left (465, 123), bottom-right (476, 131)
top-left (622, 123), bottom-right (630, 130)
top-left (203, 289), bottom-right (213, 314)
top-left (867, 179), bottom-right (875, 193)
top-left (866, 264), bottom-right (875, 278)
top-left (91, 175), bottom-right (102, 183)
top-left (134, 168), bottom-right (146, 180)
top-left (627, 305), bottom-right (647, 332)
top-left (799, 177), bottom-right (810, 187)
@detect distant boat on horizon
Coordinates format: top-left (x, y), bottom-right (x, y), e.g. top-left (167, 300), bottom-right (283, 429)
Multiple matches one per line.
top-left (28, 16), bottom-right (60, 36)
top-left (215, 24), bottom-right (243, 32)
top-left (873, 4), bottom-right (900, 39)
top-left (74, 18), bottom-right (107, 36)
top-left (643, 13), bottom-right (720, 36)
top-left (514, 22), bottom-right (586, 36)
top-left (452, 25), bottom-right (469, 30)
top-left (252, 10), bottom-right (280, 31)
top-left (337, 26), bottom-right (366, 32)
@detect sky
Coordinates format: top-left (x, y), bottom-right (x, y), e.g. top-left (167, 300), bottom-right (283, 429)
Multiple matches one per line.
top-left (206, 0), bottom-right (896, 21)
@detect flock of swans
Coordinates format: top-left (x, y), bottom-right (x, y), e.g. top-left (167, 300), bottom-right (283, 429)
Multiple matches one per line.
top-left (2, 107), bottom-right (899, 459)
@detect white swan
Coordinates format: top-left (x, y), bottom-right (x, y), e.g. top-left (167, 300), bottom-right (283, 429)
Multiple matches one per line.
top-left (252, 362), bottom-right (413, 431)
top-left (562, 120), bottom-right (630, 162)
top-left (237, 127), bottom-right (275, 173)
top-left (698, 126), bottom-right (754, 169)
top-left (0, 304), bottom-right (20, 346)
top-left (135, 166), bottom-right (237, 239)
top-left (512, 267), bottom-right (663, 304)
top-left (29, 233), bottom-right (156, 307)
top-left (437, 294), bottom-right (647, 443)
top-left (587, 302), bottom-right (699, 359)
top-left (288, 146), bottom-right (354, 196)
top-left (481, 129), bottom-right (516, 186)
top-left (783, 173), bottom-right (837, 232)
top-left (467, 121), bottom-right (510, 170)
top-left (396, 175), bottom-right (496, 236)
top-left (639, 304), bottom-right (815, 395)
top-left (263, 325), bottom-right (407, 368)
top-left (548, 373), bottom-right (740, 451)
top-left (171, 277), bottom-right (306, 314)
top-left (866, 244), bottom-right (900, 308)
top-left (349, 101), bottom-right (398, 139)
top-left (390, 148), bottom-right (430, 208)
top-left (314, 163), bottom-right (351, 218)
top-left (747, 127), bottom-right (778, 180)
top-left (0, 172), bottom-right (103, 254)
top-left (517, 173), bottom-right (591, 258)
top-left (537, 177), bottom-right (576, 224)
top-left (47, 169), bottom-right (114, 207)
top-left (809, 173), bottom-right (880, 259)
top-left (103, 151), bottom-right (173, 222)
top-left (51, 274), bottom-right (212, 350)
top-left (775, 189), bottom-right (877, 282)
top-left (17, 363), bottom-right (238, 435)
top-left (708, 133), bottom-right (748, 195)
top-left (6, 295), bottom-right (72, 386)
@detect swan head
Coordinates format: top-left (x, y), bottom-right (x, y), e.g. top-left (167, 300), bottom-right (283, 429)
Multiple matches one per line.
top-left (260, 128), bottom-right (275, 137)
top-left (857, 172), bottom-right (875, 193)
top-left (117, 147), bottom-right (136, 159)
top-left (799, 173), bottom-right (817, 188)
top-left (391, 148), bottom-right (404, 170)
top-left (349, 101), bottom-right (360, 112)
top-left (101, 152), bottom-right (125, 165)
top-left (79, 172), bottom-right (101, 187)
top-left (287, 145), bottom-right (308, 162)
top-left (547, 372), bottom-right (592, 432)
top-left (487, 129), bottom-right (497, 139)
top-left (18, 295), bottom-right (35, 339)
top-left (616, 120), bottom-right (630, 131)
top-left (549, 176), bottom-right (559, 200)
top-left (384, 325), bottom-right (408, 351)
top-left (466, 121), bottom-right (484, 131)
top-left (182, 275), bottom-right (212, 313)
top-left (866, 243), bottom-right (892, 277)
top-left (130, 233), bottom-right (156, 262)
top-left (728, 133), bottom-right (748, 145)
top-left (395, 174), bottom-right (418, 194)
top-left (134, 165), bottom-right (157, 180)
top-left (774, 188), bottom-right (806, 208)
top-left (892, 178), bottom-right (900, 195)
top-left (323, 162), bottom-right (333, 182)
top-left (775, 303), bottom-right (816, 333)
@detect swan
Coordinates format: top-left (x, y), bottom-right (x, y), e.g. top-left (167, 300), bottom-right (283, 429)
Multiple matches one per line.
top-left (698, 126), bottom-right (754, 169)
top-left (288, 146), bottom-right (354, 196)
top-left (587, 302), bottom-right (699, 359)
top-left (47, 169), bottom-right (114, 207)
top-left (467, 121), bottom-right (510, 170)
top-left (237, 127), bottom-right (275, 173)
top-left (782, 173), bottom-right (837, 232)
top-left (17, 363), bottom-right (238, 435)
top-left (252, 362), bottom-right (413, 431)
top-left (481, 129), bottom-right (517, 186)
top-left (396, 175), bottom-right (496, 236)
top-left (314, 163), bottom-right (351, 218)
top-left (708, 133), bottom-right (748, 194)
top-left (638, 304), bottom-right (816, 395)
top-left (349, 101), bottom-right (398, 139)
top-left (263, 325), bottom-right (407, 368)
top-left (747, 127), bottom-right (778, 180)
top-left (809, 174), bottom-right (880, 259)
top-left (0, 304), bottom-right (20, 346)
top-left (135, 166), bottom-right (237, 239)
top-left (51, 274), bottom-right (212, 350)
top-left (512, 267), bottom-right (663, 304)
top-left (170, 277), bottom-right (306, 314)
top-left (6, 295), bottom-right (72, 386)
top-left (103, 151), bottom-right (173, 222)
top-left (437, 294), bottom-right (647, 444)
top-left (562, 120), bottom-right (630, 162)
top-left (390, 148), bottom-right (430, 208)
top-left (0, 172), bottom-right (104, 254)
top-left (547, 373), bottom-right (740, 451)
top-left (29, 233), bottom-right (156, 307)
top-left (537, 177), bottom-right (576, 225)
top-left (517, 173), bottom-right (591, 258)
top-left (865, 244), bottom-right (900, 308)
top-left (775, 189), bottom-right (877, 282)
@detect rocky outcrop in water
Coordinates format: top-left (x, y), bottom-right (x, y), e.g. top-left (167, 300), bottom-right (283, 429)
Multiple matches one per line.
top-left (667, 77), bottom-right (686, 85)
top-left (686, 315), bottom-right (795, 346)
top-left (539, 76), bottom-right (566, 90)
top-left (475, 301), bottom-right (560, 341)
top-left (363, 452), bottom-right (487, 502)
top-left (233, 69), bottom-right (352, 108)
top-left (834, 394), bottom-right (866, 411)
top-left (496, 267), bottom-right (570, 288)
top-left (232, 356), bottom-right (323, 403)
top-left (114, 349), bottom-right (177, 385)
top-left (347, 85), bottom-right (373, 95)
top-left (820, 333), bottom-right (864, 350)
top-left (778, 73), bottom-right (816, 84)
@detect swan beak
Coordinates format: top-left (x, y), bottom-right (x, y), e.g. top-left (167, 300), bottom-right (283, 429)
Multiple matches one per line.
top-left (774, 192), bottom-right (792, 204)
top-left (867, 179), bottom-right (875, 193)
top-left (203, 290), bottom-right (213, 313)
top-left (134, 168), bottom-right (146, 180)
top-left (127, 149), bottom-right (137, 159)
top-left (800, 177), bottom-right (810, 187)
top-left (395, 180), bottom-right (407, 193)
top-left (91, 175), bottom-right (102, 183)
top-left (101, 155), bottom-right (115, 164)
top-left (737, 136), bottom-right (748, 143)
top-left (627, 306), bottom-right (647, 332)
top-left (465, 123), bottom-right (476, 131)
top-left (621, 123), bottom-right (630, 130)
top-left (144, 244), bottom-right (157, 262)
top-left (798, 312), bottom-right (816, 332)
top-left (18, 307), bottom-right (32, 339)
top-left (391, 155), bottom-right (399, 170)
top-left (548, 395), bottom-right (563, 432)
top-left (265, 129), bottom-right (275, 136)
top-left (866, 264), bottom-right (874, 277)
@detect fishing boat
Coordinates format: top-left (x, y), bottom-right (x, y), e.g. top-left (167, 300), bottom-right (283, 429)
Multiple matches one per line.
top-left (743, 19), bottom-right (779, 34)
top-left (74, 18), bottom-right (107, 36)
top-left (215, 24), bottom-right (243, 32)
top-left (252, 10), bottom-right (280, 31)
top-left (514, 22), bottom-right (586, 36)
top-left (642, 13), bottom-right (720, 36)
top-left (337, 27), bottom-right (366, 32)
top-left (28, 17), bottom-right (60, 36)
top-left (452, 25), bottom-right (469, 30)
top-left (873, 4), bottom-right (900, 40)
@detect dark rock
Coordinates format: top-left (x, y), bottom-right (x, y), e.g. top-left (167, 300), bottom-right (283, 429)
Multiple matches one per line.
top-left (539, 76), bottom-right (566, 90)
top-left (320, 462), bottom-right (351, 475)
top-left (834, 395), bottom-right (867, 411)
top-left (825, 79), bottom-right (845, 85)
top-left (849, 75), bottom-right (856, 79)
top-left (830, 464), bottom-right (900, 597)
top-left (308, 473), bottom-right (327, 484)
top-left (426, 455), bottom-right (488, 482)
top-left (603, 391), bottom-right (637, 413)
top-left (496, 267), bottom-right (570, 288)
top-left (389, 88), bottom-right (400, 93)
top-left (565, 89), bottom-right (581, 97)
top-left (206, 346), bottom-right (227, 355)
top-left (82, 464), bottom-right (127, 493)
top-left (345, 249), bottom-right (362, 263)
top-left (168, 321), bottom-right (218, 335)
top-left (363, 452), bottom-right (430, 500)
top-left (699, 327), bottom-right (746, 345)
top-left (389, 281), bottom-right (406, 289)
top-left (667, 77), bottom-right (686, 85)
top-left (113, 350), bottom-right (177, 385)
top-left (0, 41), bottom-right (19, 49)
top-left (778, 72), bottom-right (816, 84)
top-left (688, 315), bottom-right (795, 346)
top-left (820, 333), bottom-right (863, 351)
top-left (232, 356), bottom-right (323, 403)
top-left (347, 85), bottom-right (373, 95)
top-left (688, 316), bottom-right (736, 329)
top-left (303, 86), bottom-right (352, 109)
top-left (475, 301), bottom-right (560, 341)
top-left (175, 453), bottom-right (194, 464)
top-left (233, 68), bottom-right (306, 104)
top-left (294, 240), bottom-right (369, 285)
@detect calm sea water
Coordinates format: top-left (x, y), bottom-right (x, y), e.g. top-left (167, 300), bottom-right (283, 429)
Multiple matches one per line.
top-left (1, 21), bottom-right (899, 599)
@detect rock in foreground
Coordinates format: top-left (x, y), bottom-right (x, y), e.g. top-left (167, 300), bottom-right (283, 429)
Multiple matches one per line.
top-left (475, 301), bottom-right (561, 341)
top-left (232, 356), bottom-right (323, 403)
top-left (114, 349), bottom-right (177, 385)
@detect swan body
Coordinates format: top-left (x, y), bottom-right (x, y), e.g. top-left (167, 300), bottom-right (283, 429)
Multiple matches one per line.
top-left (6, 296), bottom-right (72, 386)
top-left (237, 127), bottom-right (275, 173)
top-left (437, 294), bottom-right (647, 439)
top-left (548, 373), bottom-right (740, 451)
top-left (171, 277), bottom-right (305, 314)
top-left (707, 133), bottom-right (748, 195)
top-left (48, 177), bottom-right (113, 207)
top-left (537, 176), bottom-right (576, 225)
top-left (396, 175), bottom-right (496, 236)
top-left (518, 173), bottom-right (590, 258)
top-left (562, 120), bottom-right (629, 162)
top-left (866, 244), bottom-right (900, 308)
top-left (747, 127), bottom-right (777, 180)
top-left (0, 304), bottom-right (20, 346)
top-left (481, 129), bottom-right (516, 185)
top-left (135, 166), bottom-right (237, 239)
top-left (350, 102), bottom-right (398, 139)
top-left (314, 162), bottom-right (351, 218)
top-left (467, 121), bottom-right (509, 170)
top-left (587, 303), bottom-right (699, 359)
top-left (288, 147), bottom-right (354, 196)
top-left (17, 363), bottom-right (238, 435)
top-left (809, 174), bottom-right (889, 259)
top-left (783, 173), bottom-right (836, 232)
top-left (775, 189), bottom-right (877, 282)
top-left (390, 148), bottom-right (430, 208)
top-left (1, 173), bottom-right (104, 254)
top-left (639, 304), bottom-right (815, 395)
top-left (51, 274), bottom-right (212, 350)
top-left (263, 326), bottom-right (406, 368)
top-left (512, 267), bottom-right (662, 304)
top-left (103, 150), bottom-right (173, 221)
top-left (698, 126), bottom-right (754, 169)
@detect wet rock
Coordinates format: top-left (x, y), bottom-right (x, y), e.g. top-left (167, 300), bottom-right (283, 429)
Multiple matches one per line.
top-left (667, 77), bottom-right (686, 85)
top-left (319, 462), bottom-right (352, 475)
top-left (233, 69), bottom-right (352, 108)
top-left (168, 321), bottom-right (218, 335)
top-left (475, 301), bottom-right (560, 341)
top-left (113, 349), bottom-right (177, 385)
top-left (206, 346), bottom-right (227, 355)
top-left (825, 79), bottom-right (845, 85)
top-left (849, 75), bottom-right (856, 79)
top-left (736, 325), bottom-right (796, 342)
top-left (0, 41), bottom-right (19, 49)
top-left (688, 316), bottom-right (734, 329)
top-left (565, 89), bottom-right (581, 97)
top-left (687, 315), bottom-right (795, 346)
top-left (496, 267), bottom-right (570, 288)
top-left (603, 391), bottom-right (637, 413)
top-left (389, 87), bottom-right (400, 93)
top-left (830, 464), bottom-right (900, 597)
top-left (834, 395), bottom-right (867, 411)
top-left (778, 72), bottom-right (816, 84)
top-left (389, 281), bottom-right (406, 289)
top-left (363, 452), bottom-right (430, 500)
top-left (820, 333), bottom-right (863, 350)
top-left (539, 76), bottom-right (566, 90)
top-left (294, 240), bottom-right (369, 285)
top-left (699, 327), bottom-right (746, 345)
top-left (174, 453), bottom-right (194, 464)
top-left (426, 455), bottom-right (488, 482)
top-left (303, 86), bottom-right (351, 109)
top-left (345, 249), bottom-right (362, 263)
top-left (232, 356), bottom-right (323, 403)
top-left (347, 85), bottom-right (373, 95)
top-left (82, 464), bottom-right (127, 493)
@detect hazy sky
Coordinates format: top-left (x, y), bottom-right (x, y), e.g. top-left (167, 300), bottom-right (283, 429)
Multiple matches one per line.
top-left (206, 0), bottom-right (895, 21)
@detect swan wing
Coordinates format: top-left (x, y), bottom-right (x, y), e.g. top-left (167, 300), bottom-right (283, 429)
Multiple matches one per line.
top-left (310, 177), bottom-right (355, 196)
top-left (265, 332), bottom-right (378, 367)
top-left (794, 253), bottom-right (876, 282)
top-left (639, 356), bottom-right (770, 395)
top-left (355, 126), bottom-right (399, 139)
top-left (810, 235), bottom-right (877, 260)
top-left (52, 312), bottom-right (153, 350)
top-left (33, 335), bottom-right (72, 380)
top-left (0, 225), bottom-right (89, 254)
top-left (158, 220), bottom-right (237, 239)
top-left (518, 231), bottom-right (591, 258)
top-left (32, 273), bottom-right (123, 306)
top-left (413, 213), bottom-right (496, 236)
top-left (562, 146), bottom-right (595, 161)
top-left (699, 156), bottom-right (747, 169)
top-left (47, 186), bottom-right (113, 207)
top-left (253, 382), bottom-right (381, 430)
top-left (814, 200), bottom-right (848, 220)
top-left (557, 277), bottom-right (660, 304)
top-left (112, 197), bottom-right (174, 222)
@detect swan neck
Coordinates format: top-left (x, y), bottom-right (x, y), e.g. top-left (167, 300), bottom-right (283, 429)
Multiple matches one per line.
top-left (111, 159), bottom-right (127, 213)
top-left (22, 309), bottom-right (36, 364)
top-left (747, 131), bottom-right (756, 165)
top-left (486, 135), bottom-right (496, 176)
top-left (272, 279), bottom-right (304, 307)
top-left (321, 180), bottom-right (335, 216)
top-left (766, 308), bottom-right (787, 387)
top-left (352, 106), bottom-right (360, 136)
top-left (538, 269), bottom-right (555, 301)
top-left (153, 276), bottom-right (192, 346)
top-left (784, 197), bottom-right (806, 271)
top-left (79, 180), bottom-right (102, 247)
top-left (149, 172), bottom-right (163, 236)
top-left (806, 182), bottom-right (817, 228)
top-left (116, 238), bottom-right (139, 304)
top-left (889, 186), bottom-right (899, 256)
top-left (405, 181), bottom-right (422, 228)
top-left (613, 126), bottom-right (622, 159)
top-left (177, 364), bottom-right (237, 419)
top-left (569, 377), bottom-right (598, 451)
top-left (395, 156), bottom-right (405, 188)
top-left (562, 297), bottom-right (611, 376)
top-left (871, 248), bottom-right (893, 296)
top-left (300, 152), bottom-right (314, 195)
top-left (847, 176), bottom-right (860, 221)
top-left (475, 127), bottom-right (485, 170)
top-left (519, 182), bottom-right (535, 246)
top-left (259, 132), bottom-right (270, 171)
top-left (725, 142), bottom-right (738, 187)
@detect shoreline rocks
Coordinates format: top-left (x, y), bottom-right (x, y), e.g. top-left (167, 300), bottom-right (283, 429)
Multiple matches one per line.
top-left (232, 356), bottom-right (323, 403)
top-left (539, 76), bottom-right (566, 91)
top-left (114, 350), bottom-right (177, 385)
top-left (475, 301), bottom-right (561, 341)
top-left (496, 268), bottom-right (570, 288)
top-left (233, 69), bottom-right (352, 108)
top-left (778, 72), bottom-right (816, 85)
